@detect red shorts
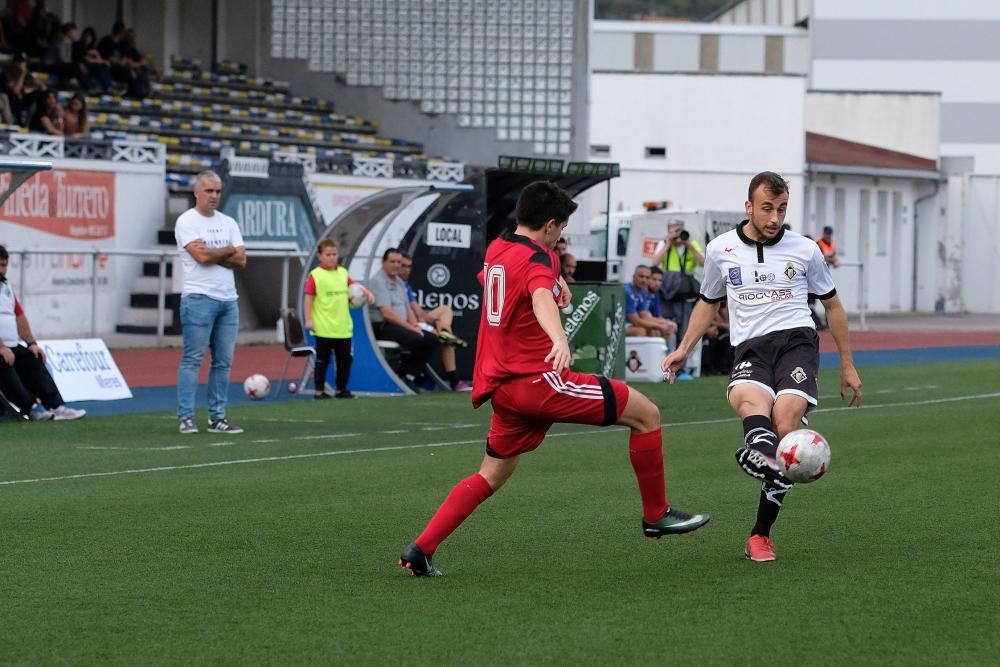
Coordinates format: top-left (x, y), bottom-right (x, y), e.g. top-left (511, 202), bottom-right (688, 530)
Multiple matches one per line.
top-left (486, 370), bottom-right (630, 458)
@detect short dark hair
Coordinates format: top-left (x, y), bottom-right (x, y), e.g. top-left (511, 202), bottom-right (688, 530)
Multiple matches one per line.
top-left (399, 250), bottom-right (412, 260)
top-left (747, 171), bottom-right (788, 202)
top-left (823, 225), bottom-right (834, 234)
top-left (112, 21), bottom-right (126, 35)
top-left (382, 247), bottom-right (402, 262)
top-left (649, 266), bottom-right (663, 276)
top-left (514, 181), bottom-right (578, 230)
top-left (316, 238), bottom-right (337, 253)
top-left (0, 245), bottom-right (7, 261)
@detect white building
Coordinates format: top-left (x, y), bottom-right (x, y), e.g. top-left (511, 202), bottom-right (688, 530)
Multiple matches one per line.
top-left (586, 2), bottom-right (1000, 313)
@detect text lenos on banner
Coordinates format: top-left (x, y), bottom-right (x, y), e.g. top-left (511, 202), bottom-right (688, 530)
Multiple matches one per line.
top-left (559, 282), bottom-right (627, 380)
top-left (0, 170), bottom-right (115, 239)
top-left (41, 339), bottom-right (132, 401)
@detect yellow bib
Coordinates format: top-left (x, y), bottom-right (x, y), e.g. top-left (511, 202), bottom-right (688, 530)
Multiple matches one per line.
top-left (309, 266), bottom-right (352, 338)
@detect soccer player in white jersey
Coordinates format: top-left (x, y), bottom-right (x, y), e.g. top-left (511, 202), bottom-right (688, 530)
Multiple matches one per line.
top-left (662, 171), bottom-right (862, 562)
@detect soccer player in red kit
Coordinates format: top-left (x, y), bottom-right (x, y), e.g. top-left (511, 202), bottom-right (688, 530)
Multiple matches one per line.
top-left (399, 181), bottom-right (710, 577)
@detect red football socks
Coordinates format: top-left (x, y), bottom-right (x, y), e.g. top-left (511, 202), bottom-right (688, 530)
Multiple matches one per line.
top-left (415, 473), bottom-right (494, 555)
top-left (629, 428), bottom-right (668, 522)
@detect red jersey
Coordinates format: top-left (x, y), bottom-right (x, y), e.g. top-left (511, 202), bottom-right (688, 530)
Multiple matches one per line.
top-left (472, 232), bottom-right (561, 407)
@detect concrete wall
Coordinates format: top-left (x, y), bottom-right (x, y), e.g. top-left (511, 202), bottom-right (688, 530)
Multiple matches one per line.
top-left (810, 0), bottom-right (1000, 174)
top-left (591, 20), bottom-right (810, 75)
top-left (805, 91), bottom-right (941, 161)
top-left (588, 71), bottom-right (806, 214)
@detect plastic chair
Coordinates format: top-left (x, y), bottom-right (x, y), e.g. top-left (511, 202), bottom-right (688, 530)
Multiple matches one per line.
top-left (276, 308), bottom-right (316, 395)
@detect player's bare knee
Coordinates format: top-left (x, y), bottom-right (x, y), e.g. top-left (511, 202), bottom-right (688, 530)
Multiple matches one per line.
top-left (619, 388), bottom-right (660, 432)
top-left (772, 415), bottom-right (798, 439)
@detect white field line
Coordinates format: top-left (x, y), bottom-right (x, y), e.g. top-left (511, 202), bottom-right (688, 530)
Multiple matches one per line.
top-left (8, 391), bottom-right (998, 488)
top-left (817, 384), bottom-right (935, 400)
top-left (78, 446), bottom-right (192, 451)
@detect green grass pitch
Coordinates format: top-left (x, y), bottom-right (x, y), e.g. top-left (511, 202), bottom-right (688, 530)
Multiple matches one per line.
top-left (2, 360), bottom-right (998, 664)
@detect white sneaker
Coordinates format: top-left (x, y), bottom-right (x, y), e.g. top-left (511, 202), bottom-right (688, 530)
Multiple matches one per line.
top-left (207, 418), bottom-right (244, 434)
top-left (52, 405), bottom-right (86, 421)
top-left (29, 404), bottom-right (54, 421)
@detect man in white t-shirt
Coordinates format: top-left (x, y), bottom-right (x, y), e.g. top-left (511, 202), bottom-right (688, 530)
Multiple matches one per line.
top-left (174, 170), bottom-right (246, 435)
top-left (662, 171), bottom-right (862, 563)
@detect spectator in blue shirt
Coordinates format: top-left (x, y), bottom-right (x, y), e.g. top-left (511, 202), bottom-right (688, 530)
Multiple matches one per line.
top-left (624, 265), bottom-right (677, 340)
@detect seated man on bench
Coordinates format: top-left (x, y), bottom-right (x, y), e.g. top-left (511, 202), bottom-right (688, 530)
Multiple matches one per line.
top-left (369, 248), bottom-right (465, 392)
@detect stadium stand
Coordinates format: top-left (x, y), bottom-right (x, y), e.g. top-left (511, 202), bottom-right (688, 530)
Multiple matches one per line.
top-left (268, 0), bottom-right (577, 156)
top-left (0, 53), bottom-right (463, 190)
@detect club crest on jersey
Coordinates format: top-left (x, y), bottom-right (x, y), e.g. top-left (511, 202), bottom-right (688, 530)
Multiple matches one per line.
top-left (729, 267), bottom-right (743, 285)
top-left (790, 367), bottom-right (808, 384)
top-left (784, 262), bottom-right (797, 280)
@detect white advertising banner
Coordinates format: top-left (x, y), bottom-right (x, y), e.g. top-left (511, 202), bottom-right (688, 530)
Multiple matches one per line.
top-left (40, 339), bottom-right (132, 401)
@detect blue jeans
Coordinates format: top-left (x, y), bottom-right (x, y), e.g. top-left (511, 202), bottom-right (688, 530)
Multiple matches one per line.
top-left (177, 294), bottom-right (239, 421)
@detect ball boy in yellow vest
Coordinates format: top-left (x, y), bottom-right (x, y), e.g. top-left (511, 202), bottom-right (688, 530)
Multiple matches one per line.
top-left (304, 239), bottom-right (373, 399)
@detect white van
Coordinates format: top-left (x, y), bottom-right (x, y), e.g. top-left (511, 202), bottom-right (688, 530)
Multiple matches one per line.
top-left (589, 207), bottom-right (744, 281)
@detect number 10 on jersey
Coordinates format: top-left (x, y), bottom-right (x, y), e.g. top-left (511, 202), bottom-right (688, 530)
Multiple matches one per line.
top-left (485, 264), bottom-right (505, 326)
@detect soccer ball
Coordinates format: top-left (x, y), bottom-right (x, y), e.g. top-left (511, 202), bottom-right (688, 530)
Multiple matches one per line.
top-left (776, 429), bottom-right (830, 484)
top-left (243, 374), bottom-right (270, 400)
top-left (348, 282), bottom-right (366, 309)
top-left (287, 381), bottom-right (299, 394)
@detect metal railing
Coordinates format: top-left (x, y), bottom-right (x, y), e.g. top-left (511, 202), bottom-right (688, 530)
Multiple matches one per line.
top-left (5, 247), bottom-right (310, 344)
top-left (2, 133), bottom-right (166, 166)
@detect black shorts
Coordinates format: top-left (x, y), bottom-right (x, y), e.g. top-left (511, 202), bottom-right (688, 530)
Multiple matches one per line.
top-left (727, 327), bottom-right (819, 408)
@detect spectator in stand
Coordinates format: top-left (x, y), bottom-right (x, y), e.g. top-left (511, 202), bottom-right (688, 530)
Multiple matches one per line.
top-left (646, 267), bottom-right (673, 323)
top-left (0, 10), bottom-right (10, 52)
top-left (560, 252), bottom-right (577, 283)
top-left (48, 22), bottom-right (89, 89)
top-left (3, 2), bottom-right (30, 55)
top-left (817, 226), bottom-right (839, 268)
top-left (369, 248), bottom-right (439, 392)
top-left (61, 92), bottom-right (88, 137)
top-left (29, 89), bottom-right (62, 135)
top-left (98, 21), bottom-right (131, 88)
top-left (303, 239), bottom-right (373, 399)
top-left (121, 28), bottom-right (151, 98)
top-left (0, 245), bottom-right (86, 422)
top-left (1, 52), bottom-right (45, 126)
top-left (25, 2), bottom-right (53, 59)
top-left (397, 252), bottom-right (470, 392)
top-left (624, 265), bottom-right (677, 340)
top-left (73, 26), bottom-right (113, 92)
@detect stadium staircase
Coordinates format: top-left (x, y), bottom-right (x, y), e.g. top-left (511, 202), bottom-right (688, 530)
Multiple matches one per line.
top-left (114, 228), bottom-right (183, 336)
